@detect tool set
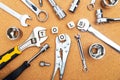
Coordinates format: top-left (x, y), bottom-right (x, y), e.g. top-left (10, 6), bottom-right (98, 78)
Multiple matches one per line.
top-left (3, 44), bottom-right (50, 80)
top-left (0, 0), bottom-right (120, 80)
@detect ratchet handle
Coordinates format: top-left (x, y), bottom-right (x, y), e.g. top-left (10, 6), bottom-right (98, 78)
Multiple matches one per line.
top-left (3, 61), bottom-right (30, 80)
top-left (0, 46), bottom-right (22, 69)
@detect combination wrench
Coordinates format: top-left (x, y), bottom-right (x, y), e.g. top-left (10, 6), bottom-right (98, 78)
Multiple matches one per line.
top-left (22, 0), bottom-right (48, 22)
top-left (77, 18), bottom-right (120, 52)
top-left (0, 2), bottom-right (31, 27)
top-left (0, 27), bottom-right (48, 69)
top-left (75, 34), bottom-right (88, 72)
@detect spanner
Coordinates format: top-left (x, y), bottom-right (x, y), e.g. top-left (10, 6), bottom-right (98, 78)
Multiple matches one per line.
top-left (0, 2), bottom-right (30, 27)
top-left (77, 18), bottom-right (120, 52)
top-left (75, 34), bottom-right (88, 72)
top-left (0, 27), bottom-right (48, 69)
top-left (87, 0), bottom-right (96, 11)
top-left (21, 0), bottom-right (48, 22)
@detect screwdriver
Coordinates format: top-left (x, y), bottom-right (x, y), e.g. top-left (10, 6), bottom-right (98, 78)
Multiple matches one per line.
top-left (3, 44), bottom-right (50, 80)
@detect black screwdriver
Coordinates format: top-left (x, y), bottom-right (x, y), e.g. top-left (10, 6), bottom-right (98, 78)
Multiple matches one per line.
top-left (3, 44), bottom-right (50, 80)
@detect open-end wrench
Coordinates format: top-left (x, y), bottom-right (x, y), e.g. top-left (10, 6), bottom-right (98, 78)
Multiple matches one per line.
top-left (77, 18), bottom-right (120, 52)
top-left (0, 2), bottom-right (31, 27)
top-left (21, 0), bottom-right (48, 22)
top-left (87, 0), bottom-right (96, 11)
top-left (75, 34), bottom-right (88, 72)
top-left (0, 27), bottom-right (48, 69)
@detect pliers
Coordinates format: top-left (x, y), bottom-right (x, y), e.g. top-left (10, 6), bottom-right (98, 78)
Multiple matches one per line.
top-left (51, 34), bottom-right (71, 80)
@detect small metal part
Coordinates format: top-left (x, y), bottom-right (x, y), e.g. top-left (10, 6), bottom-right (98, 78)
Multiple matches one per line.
top-left (67, 21), bottom-right (75, 29)
top-left (96, 9), bottom-right (120, 24)
top-left (87, 0), bottom-right (96, 11)
top-left (77, 18), bottom-right (120, 52)
top-left (52, 27), bottom-right (58, 34)
top-left (39, 0), bottom-right (43, 7)
top-left (48, 0), bottom-right (66, 19)
top-left (39, 61), bottom-right (50, 67)
top-left (75, 34), bottom-right (88, 72)
top-left (7, 27), bottom-right (22, 40)
top-left (89, 43), bottom-right (105, 59)
top-left (22, 0), bottom-right (48, 22)
top-left (69, 0), bottom-right (80, 13)
top-left (102, 0), bottom-right (119, 8)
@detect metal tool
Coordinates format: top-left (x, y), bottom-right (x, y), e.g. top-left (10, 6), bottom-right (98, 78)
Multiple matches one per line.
top-left (96, 9), bottom-right (120, 24)
top-left (89, 43), bottom-right (105, 59)
top-left (3, 44), bottom-right (50, 80)
top-left (102, 0), bottom-right (119, 8)
top-left (7, 27), bottom-right (22, 40)
top-left (39, 61), bottom-right (50, 67)
top-left (51, 34), bottom-right (71, 80)
top-left (69, 0), bottom-right (80, 13)
top-left (0, 2), bottom-right (30, 27)
top-left (0, 27), bottom-right (48, 69)
top-left (77, 18), bottom-right (120, 52)
top-left (87, 0), bottom-right (96, 11)
top-left (75, 34), bottom-right (88, 72)
top-left (48, 0), bottom-right (66, 19)
top-left (22, 0), bottom-right (48, 22)
top-left (39, 0), bottom-right (43, 7)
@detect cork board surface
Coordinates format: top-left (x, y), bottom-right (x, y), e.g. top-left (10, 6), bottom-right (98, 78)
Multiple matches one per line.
top-left (0, 0), bottom-right (120, 80)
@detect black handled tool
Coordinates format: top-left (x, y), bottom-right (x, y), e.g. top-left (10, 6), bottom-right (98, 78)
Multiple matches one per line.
top-left (3, 44), bottom-right (50, 80)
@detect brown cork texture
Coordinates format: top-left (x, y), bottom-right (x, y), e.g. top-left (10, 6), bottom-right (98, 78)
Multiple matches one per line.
top-left (0, 0), bottom-right (120, 80)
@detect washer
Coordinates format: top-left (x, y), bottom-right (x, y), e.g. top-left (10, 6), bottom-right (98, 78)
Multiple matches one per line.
top-left (7, 27), bottom-right (22, 40)
top-left (89, 43), bottom-right (105, 59)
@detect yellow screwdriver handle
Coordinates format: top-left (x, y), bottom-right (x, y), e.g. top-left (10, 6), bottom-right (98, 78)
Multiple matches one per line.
top-left (0, 46), bottom-right (22, 69)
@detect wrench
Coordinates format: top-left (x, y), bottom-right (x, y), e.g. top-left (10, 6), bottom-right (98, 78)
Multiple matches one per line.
top-left (0, 27), bottom-right (48, 69)
top-left (87, 0), bottom-right (96, 11)
top-left (22, 0), bottom-right (48, 22)
top-left (0, 2), bottom-right (31, 27)
top-left (77, 18), bottom-right (120, 52)
top-left (75, 34), bottom-right (88, 72)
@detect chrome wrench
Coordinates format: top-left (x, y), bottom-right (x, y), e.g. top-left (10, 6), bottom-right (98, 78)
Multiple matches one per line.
top-left (21, 0), bottom-right (48, 22)
top-left (0, 2), bottom-right (31, 27)
top-left (75, 34), bottom-right (88, 72)
top-left (77, 18), bottom-right (120, 52)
